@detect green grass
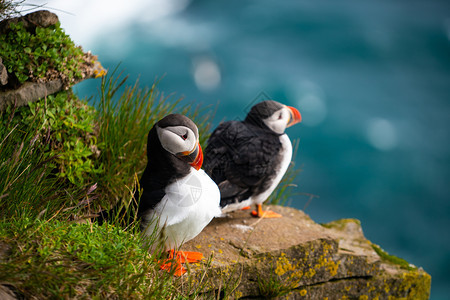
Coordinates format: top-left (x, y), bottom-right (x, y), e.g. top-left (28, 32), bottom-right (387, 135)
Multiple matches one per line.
top-left (0, 105), bottom-right (72, 220)
top-left (0, 219), bottom-right (177, 299)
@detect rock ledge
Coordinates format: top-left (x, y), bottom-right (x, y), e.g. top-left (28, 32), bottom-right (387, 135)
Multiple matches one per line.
top-left (182, 205), bottom-right (431, 299)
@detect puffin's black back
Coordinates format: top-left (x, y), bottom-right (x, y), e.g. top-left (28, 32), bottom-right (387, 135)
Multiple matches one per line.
top-left (203, 120), bottom-right (282, 207)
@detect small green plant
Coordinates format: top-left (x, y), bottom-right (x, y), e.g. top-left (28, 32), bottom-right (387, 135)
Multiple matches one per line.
top-left (1, 91), bottom-right (103, 186)
top-left (256, 268), bottom-right (299, 298)
top-left (0, 20), bottom-right (85, 86)
top-left (31, 92), bottom-right (103, 185)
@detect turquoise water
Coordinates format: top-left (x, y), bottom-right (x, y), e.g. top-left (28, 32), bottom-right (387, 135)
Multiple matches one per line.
top-left (72, 0), bottom-right (450, 298)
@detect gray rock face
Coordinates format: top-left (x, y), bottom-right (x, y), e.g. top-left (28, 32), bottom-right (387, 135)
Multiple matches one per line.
top-left (0, 80), bottom-right (63, 111)
top-left (0, 10), bottom-right (59, 35)
top-left (0, 285), bottom-right (16, 300)
top-left (181, 205), bottom-right (431, 299)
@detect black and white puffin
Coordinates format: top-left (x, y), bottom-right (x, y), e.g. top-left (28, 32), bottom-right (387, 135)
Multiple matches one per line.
top-left (137, 114), bottom-right (221, 275)
top-left (203, 100), bottom-right (301, 218)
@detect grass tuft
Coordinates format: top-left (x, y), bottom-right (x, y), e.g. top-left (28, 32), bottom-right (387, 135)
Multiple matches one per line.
top-left (256, 266), bottom-right (298, 298)
top-left (0, 106), bottom-right (72, 219)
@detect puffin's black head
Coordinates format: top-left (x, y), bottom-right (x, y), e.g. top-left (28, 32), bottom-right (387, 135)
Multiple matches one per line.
top-left (245, 100), bottom-right (302, 134)
top-left (149, 114), bottom-right (203, 170)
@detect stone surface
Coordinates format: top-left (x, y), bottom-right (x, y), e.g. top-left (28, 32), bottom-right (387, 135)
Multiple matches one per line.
top-left (0, 242), bottom-right (15, 300)
top-left (0, 57), bottom-right (7, 86)
top-left (0, 59), bottom-right (105, 111)
top-left (0, 285), bottom-right (16, 300)
top-left (0, 56), bottom-right (105, 111)
top-left (181, 205), bottom-right (431, 299)
top-left (0, 79), bottom-right (63, 111)
top-left (0, 10), bottom-right (58, 35)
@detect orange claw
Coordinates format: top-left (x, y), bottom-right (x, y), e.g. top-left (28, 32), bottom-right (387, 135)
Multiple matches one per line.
top-left (159, 250), bottom-right (204, 276)
top-left (251, 204), bottom-right (282, 218)
top-left (176, 250), bottom-right (203, 263)
top-left (241, 206), bottom-right (251, 210)
top-left (160, 260), bottom-right (186, 276)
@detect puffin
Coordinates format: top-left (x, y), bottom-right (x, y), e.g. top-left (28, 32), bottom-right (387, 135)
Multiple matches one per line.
top-left (100, 114), bottom-right (221, 276)
top-left (203, 100), bottom-right (301, 218)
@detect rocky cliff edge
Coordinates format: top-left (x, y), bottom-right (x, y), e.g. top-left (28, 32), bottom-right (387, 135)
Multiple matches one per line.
top-left (182, 205), bottom-right (431, 299)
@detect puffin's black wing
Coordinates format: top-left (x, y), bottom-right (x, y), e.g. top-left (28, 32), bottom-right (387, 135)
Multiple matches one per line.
top-left (136, 168), bottom-right (171, 218)
top-left (204, 121), bottom-right (282, 206)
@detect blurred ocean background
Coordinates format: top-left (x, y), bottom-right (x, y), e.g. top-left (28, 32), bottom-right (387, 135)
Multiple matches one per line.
top-left (33, 0), bottom-right (450, 298)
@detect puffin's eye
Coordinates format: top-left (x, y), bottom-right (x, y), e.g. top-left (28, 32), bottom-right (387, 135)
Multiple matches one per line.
top-left (181, 133), bottom-right (188, 140)
top-left (278, 113), bottom-right (283, 120)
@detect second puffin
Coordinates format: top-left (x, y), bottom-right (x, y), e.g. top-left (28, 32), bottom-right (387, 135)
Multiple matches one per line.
top-left (203, 100), bottom-right (301, 218)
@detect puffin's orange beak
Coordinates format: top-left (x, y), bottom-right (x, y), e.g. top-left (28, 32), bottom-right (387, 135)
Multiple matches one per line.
top-left (178, 141), bottom-right (203, 170)
top-left (286, 106), bottom-right (302, 127)
top-left (189, 142), bottom-right (203, 170)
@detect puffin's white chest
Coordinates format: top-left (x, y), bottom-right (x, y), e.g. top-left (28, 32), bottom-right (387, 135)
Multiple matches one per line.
top-left (252, 133), bottom-right (293, 204)
top-left (142, 169), bottom-right (221, 250)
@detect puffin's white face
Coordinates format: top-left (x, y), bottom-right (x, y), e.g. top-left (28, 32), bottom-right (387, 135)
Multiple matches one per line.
top-left (156, 125), bottom-right (198, 155)
top-left (263, 106), bottom-right (291, 135)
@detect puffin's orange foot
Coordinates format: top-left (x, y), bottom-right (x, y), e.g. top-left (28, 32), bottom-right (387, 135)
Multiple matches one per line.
top-left (175, 251), bottom-right (203, 263)
top-left (251, 210), bottom-right (282, 218)
top-left (241, 206), bottom-right (251, 210)
top-left (160, 261), bottom-right (186, 276)
top-left (158, 250), bottom-right (203, 276)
